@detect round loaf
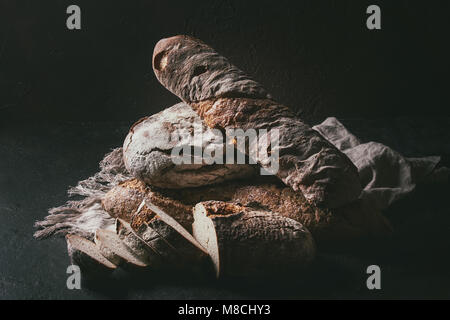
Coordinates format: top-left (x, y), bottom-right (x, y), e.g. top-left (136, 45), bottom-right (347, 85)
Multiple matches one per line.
top-left (123, 102), bottom-right (256, 189)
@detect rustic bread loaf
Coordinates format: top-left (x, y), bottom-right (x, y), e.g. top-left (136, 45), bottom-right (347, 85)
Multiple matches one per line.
top-left (123, 102), bottom-right (256, 189)
top-left (152, 35), bottom-right (362, 208)
top-left (102, 178), bottom-right (391, 249)
top-left (228, 183), bottom-right (368, 246)
top-left (192, 201), bottom-right (316, 278)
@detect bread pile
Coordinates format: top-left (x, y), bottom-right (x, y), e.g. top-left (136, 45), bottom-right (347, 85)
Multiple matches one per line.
top-left (60, 36), bottom-right (393, 279)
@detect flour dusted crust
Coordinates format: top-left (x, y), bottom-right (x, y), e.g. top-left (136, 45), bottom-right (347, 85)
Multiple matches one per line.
top-left (152, 35), bottom-right (362, 208)
top-left (123, 102), bottom-right (256, 189)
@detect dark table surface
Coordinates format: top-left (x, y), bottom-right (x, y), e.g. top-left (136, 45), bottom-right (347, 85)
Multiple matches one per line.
top-left (1, 117), bottom-right (449, 299)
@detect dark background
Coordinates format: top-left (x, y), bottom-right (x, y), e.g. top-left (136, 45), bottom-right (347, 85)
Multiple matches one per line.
top-left (1, 0), bottom-right (450, 299)
top-left (1, 0), bottom-right (449, 124)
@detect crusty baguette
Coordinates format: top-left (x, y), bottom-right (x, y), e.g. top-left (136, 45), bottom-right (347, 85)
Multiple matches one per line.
top-left (102, 178), bottom-right (391, 249)
top-left (123, 102), bottom-right (256, 189)
top-left (152, 35), bottom-right (362, 208)
top-left (192, 201), bottom-right (316, 278)
top-left (66, 234), bottom-right (117, 273)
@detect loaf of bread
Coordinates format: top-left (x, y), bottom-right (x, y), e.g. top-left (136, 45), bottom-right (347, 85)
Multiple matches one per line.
top-left (152, 35), bottom-right (362, 208)
top-left (123, 102), bottom-right (256, 189)
top-left (102, 178), bottom-right (391, 249)
top-left (192, 201), bottom-right (316, 278)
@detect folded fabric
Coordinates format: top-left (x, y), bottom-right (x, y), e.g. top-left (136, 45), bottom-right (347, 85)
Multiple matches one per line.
top-left (314, 117), bottom-right (443, 211)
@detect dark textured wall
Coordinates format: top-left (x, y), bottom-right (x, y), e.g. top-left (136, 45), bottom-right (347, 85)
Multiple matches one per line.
top-left (1, 0), bottom-right (449, 124)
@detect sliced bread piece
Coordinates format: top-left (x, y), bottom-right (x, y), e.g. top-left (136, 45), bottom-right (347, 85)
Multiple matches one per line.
top-left (192, 201), bottom-right (316, 278)
top-left (144, 200), bottom-right (207, 262)
top-left (130, 200), bottom-right (180, 263)
top-left (133, 222), bottom-right (180, 264)
top-left (66, 234), bottom-right (117, 274)
top-left (93, 231), bottom-right (124, 266)
top-left (94, 229), bottom-right (148, 268)
top-left (115, 218), bottom-right (162, 267)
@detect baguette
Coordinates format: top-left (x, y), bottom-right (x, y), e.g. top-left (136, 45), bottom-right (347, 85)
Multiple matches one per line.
top-left (152, 35), bottom-right (362, 208)
top-left (192, 201), bottom-right (315, 278)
